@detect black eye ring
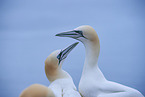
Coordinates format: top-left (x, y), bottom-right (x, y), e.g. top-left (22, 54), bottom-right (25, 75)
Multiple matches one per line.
top-left (57, 51), bottom-right (62, 59)
top-left (74, 30), bottom-right (87, 39)
top-left (57, 54), bottom-right (60, 60)
top-left (57, 50), bottom-right (64, 64)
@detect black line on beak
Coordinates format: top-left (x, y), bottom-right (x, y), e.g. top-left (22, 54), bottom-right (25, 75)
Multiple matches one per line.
top-left (57, 42), bottom-right (79, 65)
top-left (55, 30), bottom-right (87, 39)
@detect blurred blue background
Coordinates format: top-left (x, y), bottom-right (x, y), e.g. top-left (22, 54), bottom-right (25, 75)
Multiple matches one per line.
top-left (0, 0), bottom-right (145, 96)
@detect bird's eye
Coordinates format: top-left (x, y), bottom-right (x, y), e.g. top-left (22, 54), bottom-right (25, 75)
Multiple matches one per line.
top-left (57, 54), bottom-right (60, 60)
top-left (57, 51), bottom-right (62, 60)
top-left (57, 55), bottom-right (60, 59)
top-left (74, 30), bottom-right (83, 35)
top-left (74, 30), bottom-right (87, 39)
top-left (74, 30), bottom-right (81, 34)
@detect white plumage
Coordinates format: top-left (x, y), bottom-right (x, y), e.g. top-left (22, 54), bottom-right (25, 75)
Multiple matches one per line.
top-left (45, 42), bottom-right (81, 97)
top-left (56, 25), bottom-right (144, 97)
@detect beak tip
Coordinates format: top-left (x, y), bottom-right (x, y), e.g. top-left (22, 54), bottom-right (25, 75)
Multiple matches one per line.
top-left (55, 34), bottom-right (59, 36)
top-left (73, 42), bottom-right (79, 47)
top-left (76, 42), bottom-right (79, 45)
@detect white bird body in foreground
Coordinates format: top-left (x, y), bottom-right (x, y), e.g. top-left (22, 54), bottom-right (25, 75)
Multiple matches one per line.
top-left (45, 42), bottom-right (81, 97)
top-left (56, 25), bottom-right (144, 97)
top-left (48, 71), bottom-right (80, 97)
top-left (19, 84), bottom-right (55, 97)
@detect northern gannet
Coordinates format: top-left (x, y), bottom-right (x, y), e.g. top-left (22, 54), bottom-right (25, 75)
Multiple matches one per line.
top-left (55, 25), bottom-right (144, 97)
top-left (19, 84), bottom-right (55, 97)
top-left (45, 42), bottom-right (81, 97)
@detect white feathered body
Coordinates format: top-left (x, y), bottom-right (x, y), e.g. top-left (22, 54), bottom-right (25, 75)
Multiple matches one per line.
top-left (49, 71), bottom-right (81, 97)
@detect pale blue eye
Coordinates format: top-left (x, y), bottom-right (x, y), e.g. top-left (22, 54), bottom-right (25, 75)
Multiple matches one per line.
top-left (57, 55), bottom-right (60, 60)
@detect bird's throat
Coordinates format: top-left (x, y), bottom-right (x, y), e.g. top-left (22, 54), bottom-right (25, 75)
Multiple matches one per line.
top-left (82, 40), bottom-right (106, 80)
top-left (48, 70), bottom-right (70, 83)
top-left (84, 41), bottom-right (100, 67)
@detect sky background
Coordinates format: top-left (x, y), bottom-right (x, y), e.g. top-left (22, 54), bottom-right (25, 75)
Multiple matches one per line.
top-left (0, 0), bottom-right (145, 97)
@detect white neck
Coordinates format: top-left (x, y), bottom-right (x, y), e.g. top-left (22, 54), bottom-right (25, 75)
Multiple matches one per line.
top-left (82, 40), bottom-right (106, 81)
top-left (49, 69), bottom-right (70, 83)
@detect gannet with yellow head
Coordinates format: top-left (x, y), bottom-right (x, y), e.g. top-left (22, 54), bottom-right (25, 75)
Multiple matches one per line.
top-left (19, 84), bottom-right (55, 97)
top-left (56, 25), bottom-right (143, 97)
top-left (45, 42), bottom-right (81, 97)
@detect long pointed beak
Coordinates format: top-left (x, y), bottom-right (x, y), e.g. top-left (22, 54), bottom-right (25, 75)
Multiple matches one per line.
top-left (57, 42), bottom-right (79, 64)
top-left (55, 30), bottom-right (84, 39)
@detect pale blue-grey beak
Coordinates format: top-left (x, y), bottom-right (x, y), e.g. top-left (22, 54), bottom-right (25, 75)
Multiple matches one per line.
top-left (55, 30), bottom-right (86, 39)
top-left (57, 42), bottom-right (79, 64)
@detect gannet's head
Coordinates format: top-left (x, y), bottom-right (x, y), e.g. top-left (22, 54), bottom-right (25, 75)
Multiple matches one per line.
top-left (19, 84), bottom-right (55, 97)
top-left (55, 25), bottom-right (99, 44)
top-left (45, 42), bottom-right (79, 80)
